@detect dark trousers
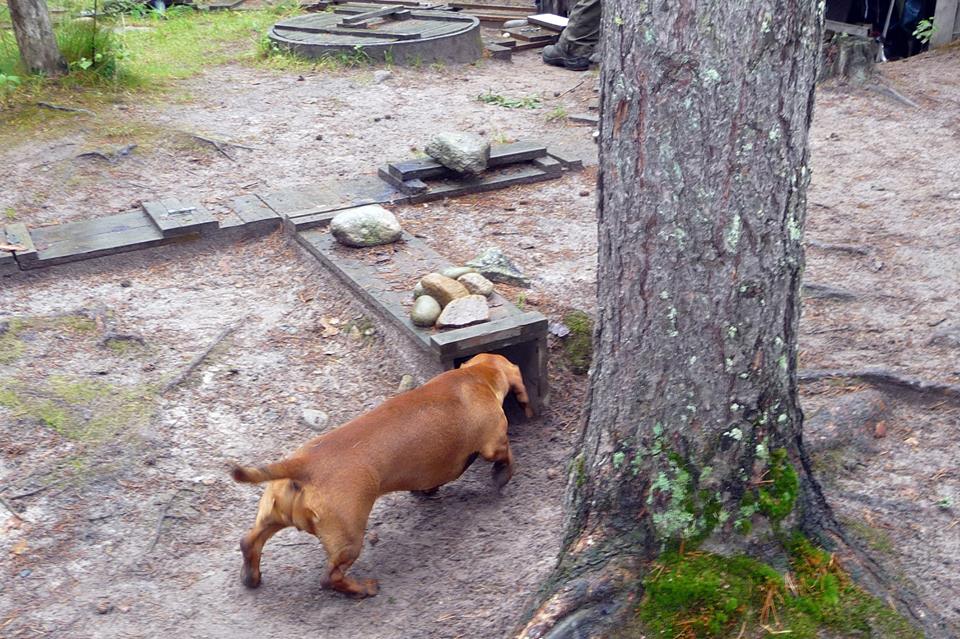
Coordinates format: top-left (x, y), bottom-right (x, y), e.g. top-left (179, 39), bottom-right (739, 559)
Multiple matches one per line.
top-left (557, 0), bottom-right (601, 57)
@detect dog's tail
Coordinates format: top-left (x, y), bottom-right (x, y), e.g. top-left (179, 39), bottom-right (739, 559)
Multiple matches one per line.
top-left (231, 457), bottom-right (305, 484)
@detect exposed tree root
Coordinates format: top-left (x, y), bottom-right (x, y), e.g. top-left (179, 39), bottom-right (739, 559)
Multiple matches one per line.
top-left (799, 368), bottom-right (960, 402)
top-left (37, 102), bottom-right (96, 116)
top-left (514, 558), bottom-right (640, 639)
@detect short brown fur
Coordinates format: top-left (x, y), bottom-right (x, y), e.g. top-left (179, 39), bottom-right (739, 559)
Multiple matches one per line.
top-left (231, 353), bottom-right (533, 597)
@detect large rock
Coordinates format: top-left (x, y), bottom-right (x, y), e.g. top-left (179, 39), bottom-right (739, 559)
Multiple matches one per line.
top-left (425, 132), bottom-right (490, 175)
top-left (436, 295), bottom-right (489, 329)
top-left (458, 272), bottom-right (494, 297)
top-left (440, 266), bottom-right (477, 280)
top-left (419, 273), bottom-right (469, 307)
top-left (465, 247), bottom-right (530, 287)
top-left (410, 295), bottom-right (441, 327)
top-left (330, 205), bottom-right (402, 247)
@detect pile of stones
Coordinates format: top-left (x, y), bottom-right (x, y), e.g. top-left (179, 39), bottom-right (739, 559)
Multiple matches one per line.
top-left (411, 266), bottom-right (496, 329)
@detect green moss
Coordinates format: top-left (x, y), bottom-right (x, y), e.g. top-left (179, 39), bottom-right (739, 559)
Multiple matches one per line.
top-left (562, 310), bottom-right (593, 375)
top-left (0, 322), bottom-right (26, 364)
top-left (757, 448), bottom-right (799, 522)
top-left (637, 538), bottom-right (921, 639)
top-left (0, 376), bottom-right (155, 441)
top-left (735, 447), bottom-right (799, 533)
top-left (573, 454), bottom-right (587, 487)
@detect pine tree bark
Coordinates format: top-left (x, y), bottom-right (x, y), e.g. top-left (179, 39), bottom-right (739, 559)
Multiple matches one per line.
top-left (515, 1), bottom-right (941, 637)
top-left (8, 0), bottom-right (66, 76)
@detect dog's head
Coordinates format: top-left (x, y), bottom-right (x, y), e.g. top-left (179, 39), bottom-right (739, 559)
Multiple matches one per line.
top-left (461, 353), bottom-right (534, 418)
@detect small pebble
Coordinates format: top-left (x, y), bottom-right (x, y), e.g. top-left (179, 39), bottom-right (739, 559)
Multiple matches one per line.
top-left (579, 190), bottom-right (591, 197)
top-left (95, 601), bottom-right (114, 615)
top-left (19, 569), bottom-right (31, 578)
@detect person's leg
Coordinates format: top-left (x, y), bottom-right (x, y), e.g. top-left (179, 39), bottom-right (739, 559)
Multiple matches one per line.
top-left (542, 0), bottom-right (601, 70)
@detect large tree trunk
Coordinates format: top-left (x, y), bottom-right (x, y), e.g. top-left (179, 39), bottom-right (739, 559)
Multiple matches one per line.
top-left (8, 0), bottom-right (66, 76)
top-left (515, 1), bottom-right (939, 637)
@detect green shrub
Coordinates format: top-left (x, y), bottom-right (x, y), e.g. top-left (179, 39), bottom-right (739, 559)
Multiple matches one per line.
top-left (57, 19), bottom-right (125, 79)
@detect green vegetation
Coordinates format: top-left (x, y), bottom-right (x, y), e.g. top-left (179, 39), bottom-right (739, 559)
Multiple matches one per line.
top-left (546, 105), bottom-right (568, 122)
top-left (736, 447), bottom-right (799, 534)
top-left (913, 18), bottom-right (937, 44)
top-left (637, 536), bottom-right (920, 639)
top-left (561, 310), bottom-right (593, 374)
top-left (477, 90), bottom-right (541, 109)
top-left (0, 375), bottom-right (156, 442)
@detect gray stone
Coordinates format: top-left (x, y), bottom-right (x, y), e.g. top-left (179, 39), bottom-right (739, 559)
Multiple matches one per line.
top-left (397, 374), bottom-right (416, 393)
top-left (300, 408), bottom-right (330, 431)
top-left (503, 19), bottom-right (528, 28)
top-left (465, 247), bottom-right (530, 287)
top-left (413, 281), bottom-right (425, 298)
top-left (436, 294), bottom-right (490, 329)
top-left (373, 69), bottom-right (392, 84)
top-left (411, 295), bottom-right (441, 326)
top-left (440, 266), bottom-right (476, 279)
top-left (330, 205), bottom-right (402, 247)
top-left (420, 273), bottom-right (469, 307)
top-left (458, 272), bottom-right (494, 296)
top-left (929, 323), bottom-right (960, 349)
top-left (425, 132), bottom-right (490, 175)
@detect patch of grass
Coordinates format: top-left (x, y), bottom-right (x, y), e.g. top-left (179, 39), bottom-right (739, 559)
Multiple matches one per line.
top-left (546, 105), bottom-right (568, 122)
top-left (57, 18), bottom-right (126, 79)
top-left (636, 538), bottom-right (921, 639)
top-left (477, 90), bottom-right (541, 109)
top-left (561, 310), bottom-right (593, 375)
top-left (0, 376), bottom-right (156, 441)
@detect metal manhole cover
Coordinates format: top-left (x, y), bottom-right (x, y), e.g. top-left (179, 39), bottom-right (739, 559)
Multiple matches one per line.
top-left (269, 3), bottom-right (483, 65)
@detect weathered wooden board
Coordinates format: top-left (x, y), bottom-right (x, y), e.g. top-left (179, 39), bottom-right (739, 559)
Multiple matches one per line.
top-left (228, 194), bottom-right (283, 234)
top-left (526, 13), bottom-right (568, 31)
top-left (4, 223), bottom-right (38, 266)
top-left (387, 141), bottom-right (548, 182)
top-left (505, 25), bottom-right (556, 42)
top-left (408, 163), bottom-right (560, 204)
top-left (260, 176), bottom-right (407, 222)
top-left (23, 210), bottom-right (176, 268)
top-left (546, 146), bottom-right (585, 171)
top-left (142, 199), bottom-right (218, 238)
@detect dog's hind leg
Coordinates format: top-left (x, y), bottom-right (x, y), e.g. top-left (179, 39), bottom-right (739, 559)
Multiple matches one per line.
top-left (239, 520), bottom-right (285, 588)
top-left (318, 505), bottom-right (378, 598)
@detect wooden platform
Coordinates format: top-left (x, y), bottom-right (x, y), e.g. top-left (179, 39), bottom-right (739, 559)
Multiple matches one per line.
top-left (295, 226), bottom-right (549, 412)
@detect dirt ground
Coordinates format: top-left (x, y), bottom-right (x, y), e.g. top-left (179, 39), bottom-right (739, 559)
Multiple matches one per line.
top-left (1, 34), bottom-right (959, 639)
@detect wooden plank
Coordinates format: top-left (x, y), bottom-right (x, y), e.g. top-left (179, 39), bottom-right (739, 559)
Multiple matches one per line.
top-left (823, 19), bottom-right (870, 36)
top-left (486, 43), bottom-right (512, 60)
top-left (408, 164), bottom-right (559, 204)
top-left (261, 177), bottom-right (407, 221)
top-left (546, 147), bottom-right (585, 171)
top-left (931, 0), bottom-right (960, 47)
top-left (23, 210), bottom-right (181, 268)
top-left (526, 13), bottom-right (567, 31)
top-left (377, 167), bottom-right (429, 194)
top-left (142, 199), bottom-right (218, 238)
top-left (4, 223), bottom-right (37, 265)
top-left (387, 140), bottom-right (547, 181)
top-left (228, 194), bottom-right (282, 234)
top-left (533, 155), bottom-right (563, 176)
top-left (568, 112), bottom-right (599, 125)
top-left (430, 312), bottom-right (546, 358)
top-left (339, 5), bottom-right (409, 24)
top-left (505, 25), bottom-right (555, 42)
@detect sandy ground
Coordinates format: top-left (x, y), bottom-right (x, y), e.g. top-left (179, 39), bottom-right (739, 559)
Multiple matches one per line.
top-left (1, 36), bottom-right (959, 639)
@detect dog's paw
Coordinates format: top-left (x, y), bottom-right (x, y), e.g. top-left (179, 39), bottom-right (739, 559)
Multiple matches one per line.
top-left (362, 579), bottom-right (379, 597)
top-left (241, 567), bottom-right (261, 589)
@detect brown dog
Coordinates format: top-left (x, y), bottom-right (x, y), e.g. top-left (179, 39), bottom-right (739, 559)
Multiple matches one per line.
top-left (230, 353), bottom-right (533, 597)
